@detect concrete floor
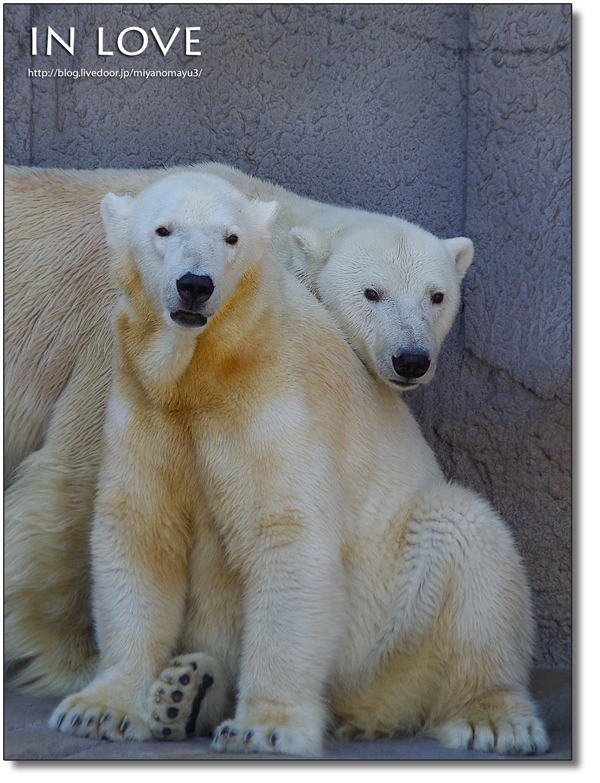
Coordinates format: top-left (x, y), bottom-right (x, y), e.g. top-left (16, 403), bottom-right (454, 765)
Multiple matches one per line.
top-left (4, 668), bottom-right (571, 761)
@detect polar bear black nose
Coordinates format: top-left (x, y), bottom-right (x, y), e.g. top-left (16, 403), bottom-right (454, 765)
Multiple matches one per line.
top-left (392, 352), bottom-right (431, 380)
top-left (176, 273), bottom-right (214, 308)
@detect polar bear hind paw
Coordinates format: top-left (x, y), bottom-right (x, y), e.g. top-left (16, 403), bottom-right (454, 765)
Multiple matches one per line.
top-left (432, 689), bottom-right (550, 755)
top-left (148, 652), bottom-right (229, 740)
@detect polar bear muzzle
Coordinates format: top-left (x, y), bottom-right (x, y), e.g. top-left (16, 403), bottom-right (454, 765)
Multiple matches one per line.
top-left (170, 273), bottom-right (215, 328)
top-left (391, 351), bottom-right (431, 382)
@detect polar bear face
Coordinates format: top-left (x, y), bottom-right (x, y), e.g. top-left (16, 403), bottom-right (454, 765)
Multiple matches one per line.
top-left (290, 218), bottom-right (473, 391)
top-left (101, 172), bottom-right (278, 330)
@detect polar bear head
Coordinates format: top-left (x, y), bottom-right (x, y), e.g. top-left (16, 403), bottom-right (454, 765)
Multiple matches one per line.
top-left (100, 172), bottom-right (278, 330)
top-left (289, 216), bottom-right (473, 391)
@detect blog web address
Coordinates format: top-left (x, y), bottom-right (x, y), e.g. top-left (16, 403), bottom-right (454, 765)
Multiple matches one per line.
top-left (27, 67), bottom-right (203, 79)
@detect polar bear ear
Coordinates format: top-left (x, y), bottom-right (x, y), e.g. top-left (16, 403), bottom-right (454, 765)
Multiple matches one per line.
top-left (100, 193), bottom-right (134, 254)
top-left (248, 199), bottom-right (279, 237)
top-left (288, 226), bottom-right (335, 286)
top-left (444, 237), bottom-right (474, 282)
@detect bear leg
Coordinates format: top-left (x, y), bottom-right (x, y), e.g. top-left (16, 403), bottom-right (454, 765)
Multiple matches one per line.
top-left (5, 347), bottom-right (107, 695)
top-left (334, 482), bottom-right (550, 755)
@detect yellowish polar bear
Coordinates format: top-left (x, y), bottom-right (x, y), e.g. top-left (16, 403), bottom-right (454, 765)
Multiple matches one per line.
top-left (5, 163), bottom-right (473, 697)
top-left (48, 172), bottom-right (548, 756)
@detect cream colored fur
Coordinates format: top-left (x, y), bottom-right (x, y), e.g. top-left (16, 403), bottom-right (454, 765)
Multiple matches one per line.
top-left (5, 163), bottom-right (472, 695)
top-left (47, 173), bottom-right (548, 756)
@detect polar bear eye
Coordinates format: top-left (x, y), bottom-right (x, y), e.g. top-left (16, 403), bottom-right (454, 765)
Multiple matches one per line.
top-left (364, 288), bottom-right (381, 302)
top-left (225, 233), bottom-right (239, 245)
top-left (431, 292), bottom-right (444, 305)
top-left (155, 226), bottom-right (171, 237)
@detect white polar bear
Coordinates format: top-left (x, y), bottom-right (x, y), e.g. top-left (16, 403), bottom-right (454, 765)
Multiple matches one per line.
top-left (47, 172), bottom-right (547, 756)
top-left (5, 164), bottom-right (472, 698)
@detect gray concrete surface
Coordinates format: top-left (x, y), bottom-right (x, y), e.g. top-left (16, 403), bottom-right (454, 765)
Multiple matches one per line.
top-left (4, 668), bottom-right (571, 761)
top-left (3, 4), bottom-right (570, 665)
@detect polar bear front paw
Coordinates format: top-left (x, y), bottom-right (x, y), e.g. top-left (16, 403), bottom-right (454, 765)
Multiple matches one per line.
top-left (432, 689), bottom-right (550, 755)
top-left (148, 652), bottom-right (229, 740)
top-left (212, 718), bottom-right (322, 757)
top-left (49, 691), bottom-right (151, 741)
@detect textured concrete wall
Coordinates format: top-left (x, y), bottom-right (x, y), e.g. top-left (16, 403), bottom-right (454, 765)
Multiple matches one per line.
top-left (3, 4), bottom-right (571, 665)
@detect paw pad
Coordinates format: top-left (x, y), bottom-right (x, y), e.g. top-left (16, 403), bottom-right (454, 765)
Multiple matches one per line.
top-left (148, 652), bottom-right (227, 740)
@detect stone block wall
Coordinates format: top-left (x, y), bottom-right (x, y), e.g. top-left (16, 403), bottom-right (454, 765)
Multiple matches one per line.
top-left (3, 3), bottom-right (571, 665)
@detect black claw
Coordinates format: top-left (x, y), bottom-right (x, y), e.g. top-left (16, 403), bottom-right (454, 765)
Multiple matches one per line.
top-left (269, 733), bottom-right (278, 747)
top-left (99, 712), bottom-right (111, 724)
top-left (167, 707), bottom-right (179, 719)
top-left (119, 719), bottom-right (130, 733)
top-left (228, 728), bottom-right (238, 737)
top-left (70, 715), bottom-right (81, 728)
top-left (171, 690), bottom-right (183, 703)
top-left (244, 730), bottom-right (253, 742)
top-left (101, 733), bottom-right (110, 741)
top-left (86, 716), bottom-right (95, 727)
top-left (162, 727), bottom-right (172, 737)
top-left (55, 713), bottom-right (66, 729)
top-left (179, 674), bottom-right (190, 686)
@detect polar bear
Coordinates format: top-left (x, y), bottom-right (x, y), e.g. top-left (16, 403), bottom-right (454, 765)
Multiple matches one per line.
top-left (48, 172), bottom-right (547, 756)
top-left (5, 164), bottom-right (472, 697)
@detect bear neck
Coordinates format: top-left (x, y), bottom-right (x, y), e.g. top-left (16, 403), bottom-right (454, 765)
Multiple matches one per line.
top-left (115, 255), bottom-right (281, 412)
